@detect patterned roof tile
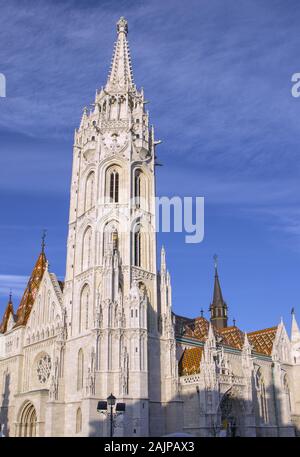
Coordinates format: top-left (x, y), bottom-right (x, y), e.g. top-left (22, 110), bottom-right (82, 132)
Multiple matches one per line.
top-left (179, 347), bottom-right (203, 376)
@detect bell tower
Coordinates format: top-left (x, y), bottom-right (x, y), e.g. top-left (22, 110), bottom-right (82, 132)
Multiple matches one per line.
top-left (63, 17), bottom-right (169, 436)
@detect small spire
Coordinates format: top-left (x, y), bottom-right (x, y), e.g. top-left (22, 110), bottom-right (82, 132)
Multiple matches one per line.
top-left (106, 17), bottom-right (134, 90)
top-left (8, 289), bottom-right (12, 304)
top-left (41, 229), bottom-right (47, 253)
top-left (233, 318), bottom-right (236, 327)
top-left (161, 245), bottom-right (166, 272)
top-left (291, 311), bottom-right (300, 343)
top-left (200, 308), bottom-right (204, 318)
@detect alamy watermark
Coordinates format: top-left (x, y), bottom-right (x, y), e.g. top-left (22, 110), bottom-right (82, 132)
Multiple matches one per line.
top-left (0, 73), bottom-right (6, 98)
top-left (96, 196), bottom-right (204, 244)
top-left (291, 73), bottom-right (300, 98)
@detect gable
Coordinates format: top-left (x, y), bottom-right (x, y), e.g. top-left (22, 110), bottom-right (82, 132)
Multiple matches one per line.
top-left (25, 269), bottom-right (63, 345)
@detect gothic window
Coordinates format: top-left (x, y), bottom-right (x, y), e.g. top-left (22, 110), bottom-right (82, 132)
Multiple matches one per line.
top-left (82, 226), bottom-right (92, 271)
top-left (85, 172), bottom-right (95, 211)
top-left (76, 408), bottom-right (82, 433)
top-left (103, 221), bottom-right (119, 256)
top-left (77, 349), bottom-right (84, 391)
top-left (79, 284), bottom-right (90, 333)
top-left (134, 170), bottom-right (141, 207)
top-left (109, 169), bottom-right (119, 203)
top-left (133, 225), bottom-right (141, 267)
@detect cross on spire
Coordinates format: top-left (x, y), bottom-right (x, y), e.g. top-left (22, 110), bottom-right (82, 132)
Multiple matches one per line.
top-left (41, 229), bottom-right (47, 253)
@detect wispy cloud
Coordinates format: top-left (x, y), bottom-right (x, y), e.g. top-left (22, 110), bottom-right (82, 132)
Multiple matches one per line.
top-left (0, 274), bottom-right (28, 303)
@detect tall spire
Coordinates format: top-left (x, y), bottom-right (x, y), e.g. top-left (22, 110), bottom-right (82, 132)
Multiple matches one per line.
top-left (106, 17), bottom-right (134, 91)
top-left (209, 255), bottom-right (228, 329)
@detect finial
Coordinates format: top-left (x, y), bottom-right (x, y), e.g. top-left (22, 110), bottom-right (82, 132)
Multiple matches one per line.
top-left (291, 307), bottom-right (295, 315)
top-left (41, 229), bottom-right (47, 253)
top-left (117, 17), bottom-right (128, 35)
top-left (9, 289), bottom-right (12, 303)
top-left (233, 318), bottom-right (236, 327)
top-left (200, 308), bottom-right (204, 318)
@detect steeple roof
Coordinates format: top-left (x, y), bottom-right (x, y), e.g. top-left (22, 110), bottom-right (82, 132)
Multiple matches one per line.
top-left (0, 293), bottom-right (15, 334)
top-left (106, 17), bottom-right (134, 91)
top-left (14, 250), bottom-right (47, 327)
top-left (212, 268), bottom-right (226, 308)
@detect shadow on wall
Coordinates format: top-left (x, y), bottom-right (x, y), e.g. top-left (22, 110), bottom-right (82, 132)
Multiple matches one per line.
top-left (0, 372), bottom-right (10, 437)
top-left (86, 378), bottom-right (297, 437)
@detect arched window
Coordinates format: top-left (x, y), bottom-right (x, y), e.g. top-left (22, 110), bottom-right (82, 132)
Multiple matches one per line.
top-left (77, 349), bottom-right (84, 391)
top-left (256, 369), bottom-right (268, 423)
top-left (134, 170), bottom-right (141, 207)
top-left (85, 172), bottom-right (95, 211)
top-left (109, 169), bottom-right (119, 203)
top-left (103, 221), bottom-right (119, 256)
top-left (76, 407), bottom-right (82, 433)
top-left (79, 284), bottom-right (90, 333)
top-left (18, 402), bottom-right (37, 437)
top-left (134, 225), bottom-right (141, 267)
top-left (82, 226), bottom-right (92, 271)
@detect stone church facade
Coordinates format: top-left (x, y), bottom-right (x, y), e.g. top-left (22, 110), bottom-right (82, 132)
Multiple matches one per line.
top-left (0, 17), bottom-right (300, 437)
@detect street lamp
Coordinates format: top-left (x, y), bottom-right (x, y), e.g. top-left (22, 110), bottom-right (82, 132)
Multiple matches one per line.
top-left (97, 393), bottom-right (126, 437)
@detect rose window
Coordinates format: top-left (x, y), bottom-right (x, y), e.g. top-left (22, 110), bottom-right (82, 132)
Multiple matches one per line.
top-left (37, 354), bottom-right (51, 384)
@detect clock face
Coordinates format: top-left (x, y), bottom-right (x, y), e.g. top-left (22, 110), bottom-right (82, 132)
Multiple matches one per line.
top-left (37, 354), bottom-right (51, 384)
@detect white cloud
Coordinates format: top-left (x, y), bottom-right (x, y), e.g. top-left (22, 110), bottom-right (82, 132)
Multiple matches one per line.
top-left (0, 275), bottom-right (28, 302)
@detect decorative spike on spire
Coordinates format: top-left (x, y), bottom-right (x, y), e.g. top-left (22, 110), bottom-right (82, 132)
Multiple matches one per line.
top-left (161, 245), bottom-right (166, 273)
top-left (291, 310), bottom-right (300, 343)
top-left (41, 229), bottom-right (47, 253)
top-left (106, 17), bottom-right (134, 91)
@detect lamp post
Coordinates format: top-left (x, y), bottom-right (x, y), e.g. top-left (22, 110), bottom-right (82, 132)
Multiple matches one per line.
top-left (97, 393), bottom-right (126, 437)
top-left (107, 393), bottom-right (116, 438)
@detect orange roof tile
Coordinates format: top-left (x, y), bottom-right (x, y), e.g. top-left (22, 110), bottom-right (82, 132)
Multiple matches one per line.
top-left (175, 314), bottom-right (278, 356)
top-left (219, 326), bottom-right (245, 350)
top-left (14, 252), bottom-right (47, 328)
top-left (248, 326), bottom-right (277, 356)
top-left (179, 347), bottom-right (203, 376)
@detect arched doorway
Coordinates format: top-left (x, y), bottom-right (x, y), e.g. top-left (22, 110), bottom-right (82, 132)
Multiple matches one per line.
top-left (18, 402), bottom-right (37, 437)
top-left (218, 387), bottom-right (245, 437)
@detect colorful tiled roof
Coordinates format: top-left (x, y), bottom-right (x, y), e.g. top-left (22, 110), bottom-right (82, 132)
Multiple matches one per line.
top-left (179, 347), bottom-right (203, 376)
top-left (14, 252), bottom-right (47, 328)
top-left (175, 314), bottom-right (278, 356)
top-left (248, 327), bottom-right (277, 356)
top-left (219, 326), bottom-right (245, 350)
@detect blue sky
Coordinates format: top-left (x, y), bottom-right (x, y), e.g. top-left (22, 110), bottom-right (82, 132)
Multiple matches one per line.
top-left (1, 0), bottom-right (300, 333)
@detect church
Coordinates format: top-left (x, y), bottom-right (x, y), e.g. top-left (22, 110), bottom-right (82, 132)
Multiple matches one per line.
top-left (0, 17), bottom-right (300, 437)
